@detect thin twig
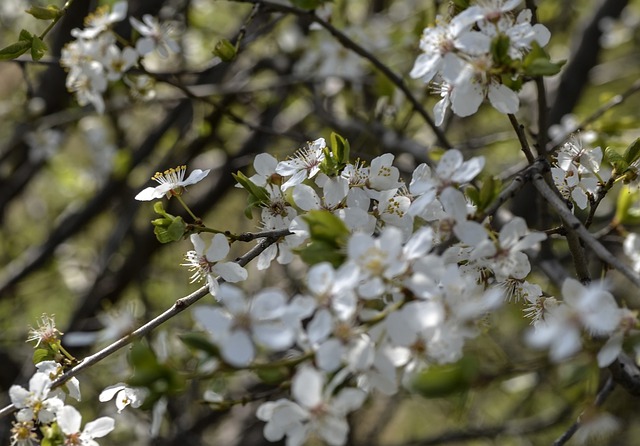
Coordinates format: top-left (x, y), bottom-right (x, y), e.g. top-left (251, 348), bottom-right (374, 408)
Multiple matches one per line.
top-left (224, 0), bottom-right (452, 150)
top-left (508, 114), bottom-right (536, 163)
top-left (532, 173), bottom-right (640, 288)
top-left (524, 0), bottom-right (549, 153)
top-left (552, 376), bottom-right (616, 446)
top-left (0, 236), bottom-right (280, 419)
top-left (477, 158), bottom-right (548, 220)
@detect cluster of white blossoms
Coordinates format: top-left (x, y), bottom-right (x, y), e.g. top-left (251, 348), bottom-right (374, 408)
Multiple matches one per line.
top-left (126, 132), bottom-right (640, 445)
top-left (551, 134), bottom-right (607, 210)
top-left (410, 0), bottom-right (550, 124)
top-left (61, 2), bottom-right (179, 113)
top-left (8, 315), bottom-right (142, 446)
top-left (179, 137), bottom-right (628, 446)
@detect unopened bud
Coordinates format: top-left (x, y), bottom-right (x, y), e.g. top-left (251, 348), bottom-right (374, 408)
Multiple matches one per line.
top-left (213, 39), bottom-right (236, 62)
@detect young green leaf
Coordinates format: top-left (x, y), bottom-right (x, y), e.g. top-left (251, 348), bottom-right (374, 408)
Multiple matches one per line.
top-left (605, 146), bottom-right (628, 174)
top-left (623, 138), bottom-right (640, 166)
top-left (25, 5), bottom-right (62, 20)
top-left (31, 35), bottom-right (48, 61)
top-left (0, 40), bottom-right (31, 60)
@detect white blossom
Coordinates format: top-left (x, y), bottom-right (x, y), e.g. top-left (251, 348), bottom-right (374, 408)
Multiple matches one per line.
top-left (135, 165), bottom-right (210, 201)
top-left (182, 233), bottom-right (248, 296)
top-left (57, 405), bottom-right (115, 446)
top-left (99, 383), bottom-right (147, 412)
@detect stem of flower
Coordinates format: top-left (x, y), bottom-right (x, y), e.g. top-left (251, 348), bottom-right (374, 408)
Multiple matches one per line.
top-left (175, 195), bottom-right (199, 221)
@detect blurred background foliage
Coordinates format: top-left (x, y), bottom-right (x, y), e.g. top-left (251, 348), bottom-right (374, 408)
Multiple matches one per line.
top-left (1, 0), bottom-right (640, 444)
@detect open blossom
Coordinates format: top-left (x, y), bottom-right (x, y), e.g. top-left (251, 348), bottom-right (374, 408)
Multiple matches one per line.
top-left (193, 284), bottom-right (297, 367)
top-left (73, 1), bottom-right (128, 39)
top-left (130, 14), bottom-right (180, 58)
top-left (57, 405), bottom-right (115, 446)
top-left (551, 135), bottom-right (604, 210)
top-left (135, 165), bottom-right (210, 201)
top-left (10, 420), bottom-right (38, 446)
top-left (182, 233), bottom-right (248, 297)
top-left (36, 361), bottom-right (81, 402)
top-left (256, 366), bottom-right (366, 446)
top-left (409, 14), bottom-right (478, 83)
top-left (99, 383), bottom-right (147, 412)
top-left (9, 372), bottom-right (64, 423)
top-left (26, 313), bottom-right (62, 347)
top-left (276, 138), bottom-right (326, 191)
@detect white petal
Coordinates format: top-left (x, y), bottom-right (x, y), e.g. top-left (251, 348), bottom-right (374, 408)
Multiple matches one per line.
top-left (307, 262), bottom-right (334, 296)
top-left (254, 153), bottom-right (279, 176)
top-left (451, 82), bottom-right (484, 117)
top-left (253, 323), bottom-right (295, 350)
top-left (84, 416), bottom-right (115, 438)
top-left (409, 53), bottom-right (441, 82)
top-left (454, 220), bottom-right (488, 246)
top-left (488, 83), bottom-right (519, 114)
top-left (217, 284), bottom-right (247, 315)
top-left (307, 309), bottom-right (334, 345)
top-left (532, 24), bottom-right (551, 47)
top-left (317, 339), bottom-right (344, 372)
top-left (433, 96), bottom-right (449, 127)
top-left (134, 186), bottom-right (163, 201)
top-left (598, 333), bottom-right (623, 367)
top-left (221, 330), bottom-right (255, 367)
top-left (451, 156), bottom-right (485, 183)
top-left (292, 184), bottom-right (321, 211)
top-left (182, 169), bottom-right (210, 186)
top-left (190, 233), bottom-right (206, 256)
top-left (99, 383), bottom-right (126, 402)
top-left (58, 405), bottom-right (82, 435)
top-left (251, 289), bottom-right (287, 319)
top-left (193, 306), bottom-right (232, 339)
top-left (213, 262), bottom-right (248, 283)
top-left (206, 233), bottom-right (230, 262)
top-left (455, 31), bottom-right (491, 55)
top-left (292, 367), bottom-right (324, 409)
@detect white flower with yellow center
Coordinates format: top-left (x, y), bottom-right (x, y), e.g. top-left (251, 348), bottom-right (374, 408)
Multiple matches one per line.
top-left (182, 233), bottom-right (248, 297)
top-left (135, 165), bottom-right (210, 201)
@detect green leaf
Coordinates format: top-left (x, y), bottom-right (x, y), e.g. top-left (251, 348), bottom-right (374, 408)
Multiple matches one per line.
top-left (295, 210), bottom-right (349, 266)
top-left (615, 186), bottom-right (640, 225)
top-left (465, 185), bottom-right (480, 208)
top-left (303, 209), bottom-right (349, 245)
top-left (411, 356), bottom-right (478, 398)
top-left (154, 215), bottom-right (186, 243)
top-left (605, 146), bottom-right (628, 174)
top-left (478, 176), bottom-right (500, 211)
top-left (330, 132), bottom-right (350, 166)
top-left (0, 40), bottom-right (31, 60)
top-left (295, 239), bottom-right (346, 267)
top-left (524, 58), bottom-right (565, 76)
top-left (179, 333), bottom-right (219, 356)
top-left (33, 348), bottom-right (51, 364)
top-left (25, 5), bottom-right (62, 20)
top-left (623, 138), bottom-right (640, 166)
top-left (31, 35), bottom-right (47, 61)
top-left (256, 366), bottom-right (290, 384)
top-left (491, 34), bottom-right (511, 65)
top-left (233, 171), bottom-right (270, 205)
top-left (129, 341), bottom-right (158, 370)
top-left (19, 29), bottom-right (33, 42)
top-left (522, 41), bottom-right (565, 77)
